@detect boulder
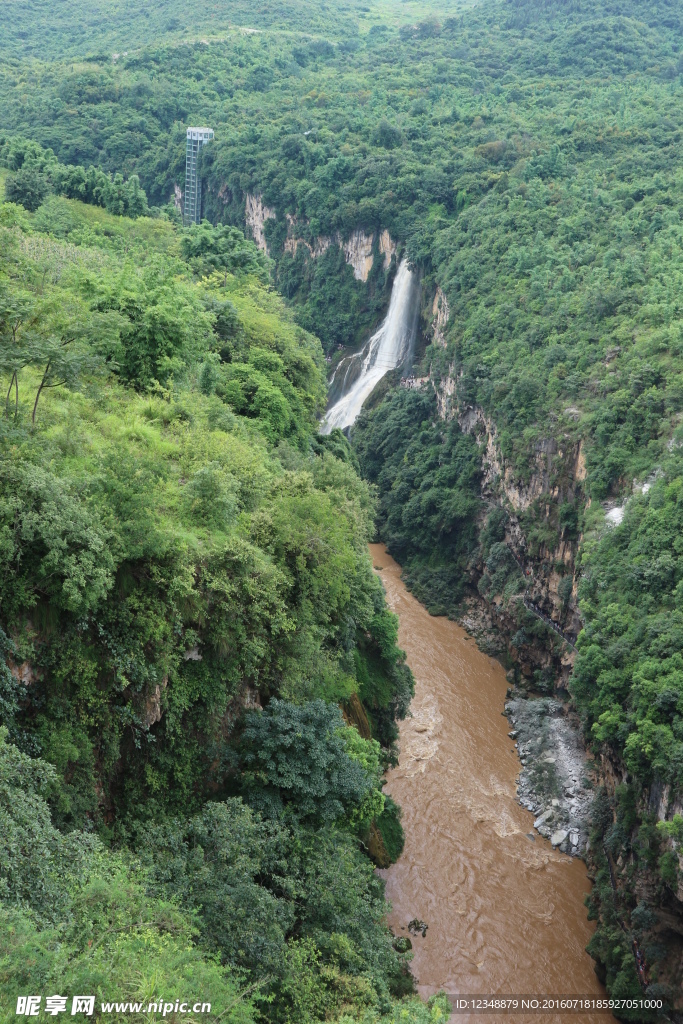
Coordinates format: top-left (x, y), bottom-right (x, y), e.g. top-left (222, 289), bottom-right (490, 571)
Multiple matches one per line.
top-left (550, 829), bottom-right (569, 847)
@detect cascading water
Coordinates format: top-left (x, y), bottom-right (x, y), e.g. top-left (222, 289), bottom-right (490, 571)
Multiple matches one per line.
top-left (320, 258), bottom-right (419, 434)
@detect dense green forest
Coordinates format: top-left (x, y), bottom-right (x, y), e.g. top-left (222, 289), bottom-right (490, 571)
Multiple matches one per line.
top-left (3, 0), bottom-right (683, 1015)
top-left (0, 180), bottom-right (453, 1023)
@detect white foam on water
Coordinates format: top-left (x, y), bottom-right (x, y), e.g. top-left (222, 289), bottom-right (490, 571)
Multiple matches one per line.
top-left (605, 505), bottom-right (625, 526)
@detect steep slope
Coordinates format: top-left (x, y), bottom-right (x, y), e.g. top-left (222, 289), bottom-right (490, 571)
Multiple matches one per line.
top-left (0, 190), bottom-right (433, 1021)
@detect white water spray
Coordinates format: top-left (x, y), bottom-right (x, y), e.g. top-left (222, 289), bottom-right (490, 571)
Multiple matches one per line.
top-left (320, 258), bottom-right (419, 434)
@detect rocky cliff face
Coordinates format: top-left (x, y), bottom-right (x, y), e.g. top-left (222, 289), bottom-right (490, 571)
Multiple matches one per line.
top-left (425, 286), bottom-right (583, 659)
top-left (647, 786), bottom-right (683, 903)
top-left (494, 454), bottom-right (580, 638)
top-left (284, 213), bottom-right (333, 259)
top-left (342, 228), bottom-right (375, 281)
top-left (423, 283), bottom-right (592, 853)
top-left (246, 196), bottom-right (396, 281)
top-left (459, 404), bottom-right (584, 642)
top-left (245, 193), bottom-right (276, 253)
top-left (431, 286), bottom-right (449, 348)
top-left (456, 426), bottom-right (591, 857)
top-left (379, 228), bottom-right (396, 270)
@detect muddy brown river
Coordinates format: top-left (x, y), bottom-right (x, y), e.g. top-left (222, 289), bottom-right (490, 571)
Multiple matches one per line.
top-left (371, 546), bottom-right (607, 1022)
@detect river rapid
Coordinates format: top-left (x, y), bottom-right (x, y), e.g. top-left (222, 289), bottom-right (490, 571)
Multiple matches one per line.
top-left (371, 545), bottom-right (607, 1022)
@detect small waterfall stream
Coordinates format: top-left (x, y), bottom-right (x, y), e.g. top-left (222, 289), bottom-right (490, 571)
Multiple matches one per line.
top-left (320, 258), bottom-right (419, 434)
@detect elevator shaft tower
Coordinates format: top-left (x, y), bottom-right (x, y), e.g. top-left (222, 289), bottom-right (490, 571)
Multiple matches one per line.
top-left (184, 127), bottom-right (214, 225)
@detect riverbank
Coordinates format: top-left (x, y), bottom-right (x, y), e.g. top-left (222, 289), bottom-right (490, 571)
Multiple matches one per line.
top-left (370, 544), bottom-right (606, 1021)
top-left (458, 597), bottom-right (596, 860)
top-left (506, 694), bottom-right (594, 858)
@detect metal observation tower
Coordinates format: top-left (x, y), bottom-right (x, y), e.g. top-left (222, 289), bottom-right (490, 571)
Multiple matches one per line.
top-left (184, 127), bottom-right (214, 225)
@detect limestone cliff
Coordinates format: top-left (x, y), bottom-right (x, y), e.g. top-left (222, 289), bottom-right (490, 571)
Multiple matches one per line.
top-left (284, 214), bottom-right (332, 259)
top-left (253, 201), bottom-right (397, 282)
top-left (245, 193), bottom-right (275, 253)
top-left (424, 284), bottom-right (583, 657)
top-left (455, 400), bottom-right (585, 667)
top-left (342, 229), bottom-right (375, 281)
top-left (426, 286), bottom-right (455, 416)
top-left (646, 785), bottom-right (683, 904)
top-left (379, 228), bottom-right (396, 270)
top-left (431, 286), bottom-right (449, 348)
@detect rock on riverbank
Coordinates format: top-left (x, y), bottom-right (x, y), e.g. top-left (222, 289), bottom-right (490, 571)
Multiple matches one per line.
top-left (505, 694), bottom-right (595, 858)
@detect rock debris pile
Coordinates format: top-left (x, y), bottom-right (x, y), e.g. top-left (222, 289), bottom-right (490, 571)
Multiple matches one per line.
top-left (505, 694), bottom-right (594, 857)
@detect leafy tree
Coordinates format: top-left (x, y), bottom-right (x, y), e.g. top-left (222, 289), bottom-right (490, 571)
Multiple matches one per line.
top-left (182, 462), bottom-right (239, 530)
top-left (0, 727), bottom-right (95, 923)
top-left (181, 222), bottom-right (268, 279)
top-left (0, 462), bottom-right (116, 617)
top-left (338, 993), bottom-right (451, 1024)
top-left (375, 796), bottom-right (405, 863)
top-left (29, 302), bottom-right (116, 423)
top-left (4, 166), bottom-right (48, 211)
top-left (0, 630), bottom-right (21, 737)
top-left (0, 283), bottom-right (41, 419)
top-left (657, 814), bottom-right (683, 845)
top-left (94, 265), bottom-right (212, 387)
top-left (1, 138), bottom-right (150, 218)
top-left (0, 727), bottom-right (255, 1023)
top-left (143, 800), bottom-right (293, 976)
top-left (238, 700), bottom-right (380, 826)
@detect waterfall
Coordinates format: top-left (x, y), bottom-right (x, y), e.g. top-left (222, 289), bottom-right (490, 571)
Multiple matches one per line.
top-left (320, 258), bottom-right (419, 434)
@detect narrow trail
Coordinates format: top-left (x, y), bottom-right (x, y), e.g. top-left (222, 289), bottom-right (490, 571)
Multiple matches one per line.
top-left (506, 544), bottom-right (578, 650)
top-left (522, 596), bottom-right (577, 651)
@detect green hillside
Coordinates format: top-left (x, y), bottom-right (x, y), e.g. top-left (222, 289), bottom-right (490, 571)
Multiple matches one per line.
top-left (0, 186), bottom-right (448, 1022)
top-left (3, 0), bottom-right (683, 1015)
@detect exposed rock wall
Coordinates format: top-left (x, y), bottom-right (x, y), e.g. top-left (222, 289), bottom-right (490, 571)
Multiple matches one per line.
top-left (283, 214), bottom-right (332, 259)
top-left (283, 235), bottom-right (333, 258)
top-left (141, 676), bottom-right (167, 728)
top-left (245, 193), bottom-right (275, 253)
top-left (9, 658), bottom-right (42, 686)
top-left (264, 205), bottom-right (397, 282)
top-left (422, 276), bottom-right (584, 651)
top-left (343, 229), bottom-right (375, 281)
top-left (651, 782), bottom-right (683, 901)
top-left (379, 228), bottom-right (396, 270)
top-left (426, 287), bottom-right (456, 416)
top-left (435, 371), bottom-right (456, 420)
top-left (456, 400), bottom-right (585, 647)
top-left (431, 286), bottom-right (449, 347)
